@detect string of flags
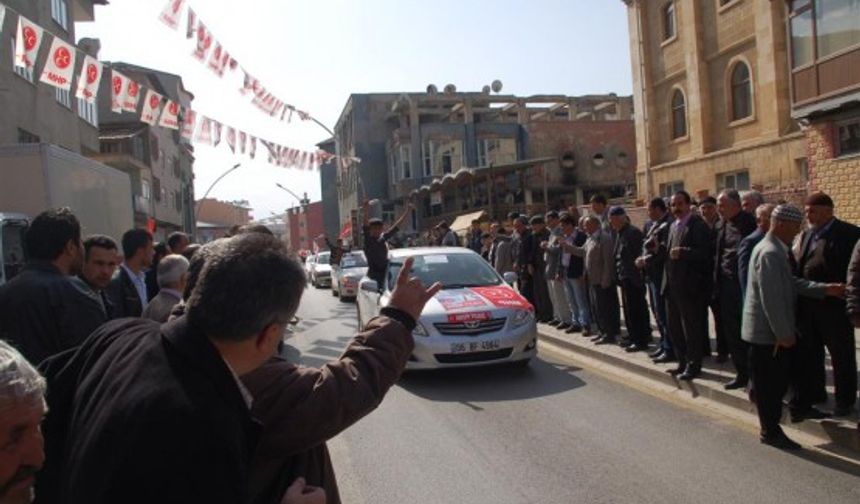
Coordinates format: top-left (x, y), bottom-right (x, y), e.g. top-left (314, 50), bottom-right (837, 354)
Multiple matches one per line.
top-left (0, 1), bottom-right (345, 172)
top-left (158, 0), bottom-right (315, 126)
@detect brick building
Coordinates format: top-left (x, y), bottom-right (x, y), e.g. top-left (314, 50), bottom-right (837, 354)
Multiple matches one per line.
top-left (622, 0), bottom-right (808, 200)
top-left (285, 201), bottom-right (324, 254)
top-left (196, 198), bottom-right (251, 229)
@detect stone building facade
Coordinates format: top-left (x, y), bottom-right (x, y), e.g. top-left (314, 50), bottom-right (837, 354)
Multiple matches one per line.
top-left (623, 0), bottom-right (808, 200)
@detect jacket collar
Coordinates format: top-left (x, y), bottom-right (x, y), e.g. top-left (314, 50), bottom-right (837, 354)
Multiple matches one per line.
top-left (24, 260), bottom-right (63, 275)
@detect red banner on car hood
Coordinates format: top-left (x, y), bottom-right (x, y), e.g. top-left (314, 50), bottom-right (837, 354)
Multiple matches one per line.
top-left (470, 286), bottom-right (533, 310)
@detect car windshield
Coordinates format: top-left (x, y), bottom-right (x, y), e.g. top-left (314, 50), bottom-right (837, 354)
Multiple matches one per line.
top-left (341, 254), bottom-right (367, 268)
top-left (317, 252), bottom-right (331, 264)
top-left (387, 253), bottom-right (502, 291)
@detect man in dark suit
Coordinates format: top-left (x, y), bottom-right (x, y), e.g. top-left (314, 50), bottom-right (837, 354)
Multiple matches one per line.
top-left (512, 216), bottom-right (535, 306)
top-left (664, 191), bottom-right (714, 381)
top-left (790, 192), bottom-right (860, 419)
top-left (637, 198), bottom-right (674, 362)
top-left (76, 235), bottom-right (120, 320)
top-left (609, 207), bottom-right (651, 352)
top-left (713, 190), bottom-right (757, 390)
top-left (142, 254), bottom-right (189, 323)
top-left (106, 229), bottom-right (154, 318)
top-left (0, 209), bottom-right (106, 365)
top-left (526, 215), bottom-right (553, 322)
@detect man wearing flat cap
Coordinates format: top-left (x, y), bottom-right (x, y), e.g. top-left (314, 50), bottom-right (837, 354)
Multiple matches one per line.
top-left (790, 192), bottom-right (860, 420)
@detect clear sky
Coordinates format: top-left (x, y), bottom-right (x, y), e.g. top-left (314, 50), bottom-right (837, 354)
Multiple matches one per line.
top-left (76, 0), bottom-right (633, 221)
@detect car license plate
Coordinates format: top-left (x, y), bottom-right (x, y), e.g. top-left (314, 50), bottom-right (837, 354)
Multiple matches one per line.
top-left (450, 339), bottom-right (501, 354)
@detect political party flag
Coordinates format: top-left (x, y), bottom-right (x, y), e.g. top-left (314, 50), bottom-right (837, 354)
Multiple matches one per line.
top-left (226, 127), bottom-right (236, 153)
top-left (75, 56), bottom-right (103, 103)
top-left (123, 79), bottom-right (142, 113)
top-left (207, 42), bottom-right (230, 77)
top-left (181, 109), bottom-right (197, 140)
top-left (15, 16), bottom-right (43, 70)
top-left (192, 21), bottom-right (212, 61)
top-left (141, 90), bottom-right (164, 126)
top-left (212, 121), bottom-right (222, 147)
top-left (195, 116), bottom-right (213, 145)
top-left (158, 0), bottom-right (185, 30)
top-left (110, 70), bottom-right (130, 113)
top-left (39, 37), bottom-right (76, 91)
top-left (249, 136), bottom-right (257, 159)
top-left (159, 100), bottom-right (181, 130)
top-left (239, 131), bottom-right (247, 154)
top-left (186, 8), bottom-right (196, 38)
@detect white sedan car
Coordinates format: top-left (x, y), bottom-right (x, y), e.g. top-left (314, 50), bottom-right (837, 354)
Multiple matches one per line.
top-left (331, 251), bottom-right (368, 300)
top-left (356, 247), bottom-right (537, 370)
top-left (309, 251), bottom-right (332, 288)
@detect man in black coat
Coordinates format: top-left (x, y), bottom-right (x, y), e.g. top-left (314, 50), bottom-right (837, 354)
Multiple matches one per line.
top-left (790, 192), bottom-right (860, 419)
top-left (609, 207), bottom-right (651, 351)
top-left (664, 191), bottom-right (714, 381)
top-left (0, 209), bottom-right (106, 365)
top-left (106, 229), bottom-right (155, 318)
top-left (36, 234), bottom-right (307, 503)
top-left (512, 216), bottom-right (535, 306)
top-left (713, 190), bottom-right (757, 390)
top-left (637, 198), bottom-right (674, 362)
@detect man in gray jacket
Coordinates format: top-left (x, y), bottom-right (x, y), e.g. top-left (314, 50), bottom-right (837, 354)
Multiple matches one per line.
top-left (543, 211), bottom-right (573, 330)
top-left (488, 222), bottom-right (513, 276)
top-left (742, 204), bottom-right (843, 450)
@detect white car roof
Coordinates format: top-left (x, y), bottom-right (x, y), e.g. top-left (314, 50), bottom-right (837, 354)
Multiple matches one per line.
top-left (388, 247), bottom-right (478, 259)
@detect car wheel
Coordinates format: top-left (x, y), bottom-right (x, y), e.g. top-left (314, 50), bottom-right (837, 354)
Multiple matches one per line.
top-left (331, 285), bottom-right (338, 297)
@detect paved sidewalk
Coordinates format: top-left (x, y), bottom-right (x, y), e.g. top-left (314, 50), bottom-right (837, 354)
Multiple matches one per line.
top-left (537, 322), bottom-right (860, 455)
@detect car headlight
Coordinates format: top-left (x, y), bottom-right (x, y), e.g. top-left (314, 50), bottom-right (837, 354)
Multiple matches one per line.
top-left (412, 321), bottom-right (429, 337)
top-left (511, 309), bottom-right (534, 328)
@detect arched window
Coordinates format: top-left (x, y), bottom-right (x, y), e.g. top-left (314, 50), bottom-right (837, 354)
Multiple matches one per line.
top-left (671, 89), bottom-right (687, 139)
top-left (730, 62), bottom-right (752, 121)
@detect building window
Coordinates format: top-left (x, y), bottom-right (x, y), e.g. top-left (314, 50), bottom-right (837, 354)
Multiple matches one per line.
top-left (17, 129), bottom-right (40, 144)
top-left (790, 5), bottom-right (815, 68)
top-left (592, 153), bottom-right (606, 167)
top-left (816, 0), bottom-right (860, 58)
top-left (153, 177), bottom-right (162, 202)
top-left (659, 181), bottom-right (685, 198)
top-left (422, 141), bottom-right (433, 177)
top-left (55, 88), bottom-right (71, 109)
top-left (11, 39), bottom-right (34, 82)
top-left (477, 138), bottom-right (517, 167)
top-left (400, 145), bottom-right (412, 179)
top-left (671, 89), bottom-right (687, 139)
top-left (730, 62), bottom-right (753, 121)
top-left (836, 117), bottom-right (860, 156)
top-left (77, 99), bottom-right (99, 127)
top-left (51, 0), bottom-right (69, 31)
top-left (663, 2), bottom-right (676, 41)
top-left (718, 170), bottom-right (750, 191)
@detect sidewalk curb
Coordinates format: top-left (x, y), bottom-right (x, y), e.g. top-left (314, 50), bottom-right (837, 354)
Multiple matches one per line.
top-left (538, 328), bottom-right (860, 454)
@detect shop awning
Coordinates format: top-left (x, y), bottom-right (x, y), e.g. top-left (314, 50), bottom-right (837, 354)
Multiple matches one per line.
top-left (450, 210), bottom-right (488, 234)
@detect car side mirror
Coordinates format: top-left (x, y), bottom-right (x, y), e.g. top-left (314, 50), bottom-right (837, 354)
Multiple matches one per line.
top-left (360, 279), bottom-right (379, 292)
top-left (503, 272), bottom-right (518, 285)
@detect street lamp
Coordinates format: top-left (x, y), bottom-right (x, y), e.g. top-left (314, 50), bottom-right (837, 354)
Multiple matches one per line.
top-left (194, 163), bottom-right (241, 225)
top-left (275, 182), bottom-right (309, 209)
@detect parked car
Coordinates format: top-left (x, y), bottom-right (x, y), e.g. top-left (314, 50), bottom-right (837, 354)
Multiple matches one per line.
top-left (331, 251), bottom-right (368, 301)
top-left (356, 247), bottom-right (536, 370)
top-left (309, 251), bottom-right (332, 288)
top-left (304, 254), bottom-right (317, 283)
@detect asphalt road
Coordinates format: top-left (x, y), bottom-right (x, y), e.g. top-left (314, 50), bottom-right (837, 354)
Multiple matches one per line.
top-left (288, 285), bottom-right (860, 504)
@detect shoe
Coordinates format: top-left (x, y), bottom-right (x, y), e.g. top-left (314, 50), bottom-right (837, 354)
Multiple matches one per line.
top-left (564, 326), bottom-right (579, 334)
top-left (652, 354), bottom-right (677, 364)
top-left (714, 354), bottom-right (729, 364)
top-left (724, 377), bottom-right (749, 390)
top-left (556, 322), bottom-right (572, 331)
top-left (760, 433), bottom-right (802, 451)
top-left (595, 336), bottom-right (617, 345)
top-left (582, 328), bottom-right (593, 337)
top-left (570, 324), bottom-right (583, 332)
top-left (832, 405), bottom-right (853, 417)
top-left (547, 319), bottom-right (561, 327)
top-left (648, 348), bottom-right (664, 358)
top-left (679, 366), bottom-right (701, 381)
top-left (625, 344), bottom-right (649, 353)
top-left (590, 334), bottom-right (605, 342)
top-left (667, 364), bottom-right (686, 376)
top-left (790, 407), bottom-right (832, 423)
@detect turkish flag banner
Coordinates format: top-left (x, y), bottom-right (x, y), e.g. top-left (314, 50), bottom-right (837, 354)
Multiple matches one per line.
top-left (195, 116), bottom-right (213, 145)
top-left (181, 109), bottom-right (197, 140)
top-left (239, 132), bottom-right (247, 154)
top-left (39, 37), bottom-right (77, 91)
top-left (110, 70), bottom-right (130, 113)
top-left (123, 79), bottom-right (142, 113)
top-left (141, 90), bottom-right (164, 125)
top-left (158, 0), bottom-right (185, 30)
top-left (186, 8), bottom-right (196, 39)
top-left (192, 21), bottom-right (212, 61)
top-left (15, 16), bottom-right (43, 70)
top-left (159, 100), bottom-right (181, 130)
top-left (75, 56), bottom-right (103, 103)
top-left (226, 127), bottom-right (236, 153)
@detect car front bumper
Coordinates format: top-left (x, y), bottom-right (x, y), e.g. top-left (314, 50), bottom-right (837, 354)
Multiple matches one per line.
top-left (406, 320), bottom-right (538, 370)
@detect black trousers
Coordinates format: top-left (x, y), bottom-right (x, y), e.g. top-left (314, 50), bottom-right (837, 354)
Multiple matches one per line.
top-left (750, 343), bottom-right (792, 438)
top-left (719, 277), bottom-right (747, 379)
top-left (593, 284), bottom-right (621, 337)
top-left (666, 287), bottom-right (706, 369)
top-left (701, 298), bottom-right (725, 357)
top-left (793, 299), bottom-right (858, 410)
top-left (620, 280), bottom-right (651, 345)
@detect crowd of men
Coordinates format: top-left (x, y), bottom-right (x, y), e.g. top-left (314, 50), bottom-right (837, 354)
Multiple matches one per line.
top-left (0, 208), bottom-right (441, 503)
top-left (468, 191), bottom-right (860, 449)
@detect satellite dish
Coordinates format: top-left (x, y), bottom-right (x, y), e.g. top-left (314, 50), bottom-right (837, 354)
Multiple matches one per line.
top-left (491, 80), bottom-right (503, 93)
top-left (482, 85), bottom-right (491, 95)
top-left (426, 84), bottom-right (438, 95)
top-left (444, 84), bottom-right (457, 95)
